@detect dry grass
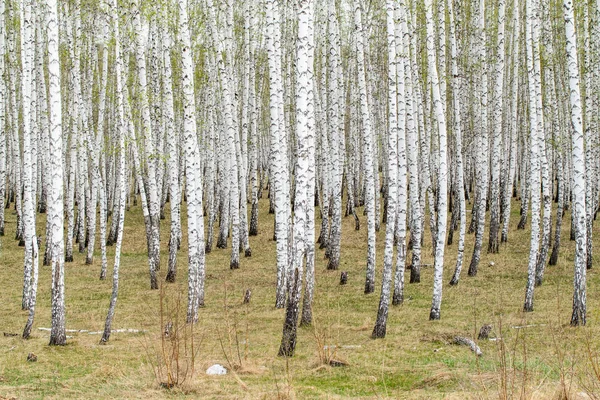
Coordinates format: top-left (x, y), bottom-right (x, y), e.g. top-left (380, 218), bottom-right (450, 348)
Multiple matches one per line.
top-left (1, 195), bottom-right (600, 399)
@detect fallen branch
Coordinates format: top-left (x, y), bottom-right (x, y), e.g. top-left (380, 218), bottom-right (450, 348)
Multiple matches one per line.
top-left (87, 329), bottom-right (145, 335)
top-left (38, 328), bottom-right (145, 335)
top-left (453, 336), bottom-right (482, 357)
top-left (511, 324), bottom-right (546, 329)
top-left (38, 328), bottom-right (89, 333)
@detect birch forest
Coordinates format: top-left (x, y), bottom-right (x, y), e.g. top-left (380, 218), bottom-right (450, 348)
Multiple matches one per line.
top-left (1, 0), bottom-right (600, 397)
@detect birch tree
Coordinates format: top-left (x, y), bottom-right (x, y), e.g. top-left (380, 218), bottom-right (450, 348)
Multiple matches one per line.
top-left (100, 0), bottom-right (126, 342)
top-left (180, 0), bottom-right (206, 322)
top-left (354, 0), bottom-right (377, 295)
top-left (426, 0), bottom-right (449, 320)
top-left (523, 0), bottom-right (543, 312)
top-left (279, 0), bottom-right (315, 356)
top-left (372, 0), bottom-right (399, 338)
top-left (266, 0), bottom-right (291, 308)
top-left (563, 0), bottom-right (587, 326)
top-left (47, 0), bottom-right (67, 346)
top-left (133, 0), bottom-right (161, 290)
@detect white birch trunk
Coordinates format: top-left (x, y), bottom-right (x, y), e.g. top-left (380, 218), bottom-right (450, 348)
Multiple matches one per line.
top-left (20, 0), bottom-right (37, 311)
top-left (164, 27), bottom-right (181, 283)
top-left (0, 0), bottom-right (6, 238)
top-left (448, 0), bottom-right (466, 286)
top-left (563, 0), bottom-right (587, 325)
top-left (391, 1), bottom-right (408, 306)
top-left (266, 0), bottom-right (290, 308)
top-left (133, 0), bottom-right (160, 289)
top-left (373, 0), bottom-right (399, 338)
top-left (47, 0), bottom-right (67, 346)
top-left (426, 0), bottom-right (449, 321)
top-left (279, 0), bottom-right (314, 356)
top-left (488, 0), bottom-right (506, 254)
top-left (523, 0), bottom-right (542, 312)
top-left (180, 0), bottom-right (205, 322)
top-left (501, 0), bottom-right (521, 243)
top-left (355, 1), bottom-right (377, 295)
top-left (101, 0), bottom-right (126, 341)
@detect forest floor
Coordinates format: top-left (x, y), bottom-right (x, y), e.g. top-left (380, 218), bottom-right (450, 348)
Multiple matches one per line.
top-left (1, 195), bottom-right (600, 399)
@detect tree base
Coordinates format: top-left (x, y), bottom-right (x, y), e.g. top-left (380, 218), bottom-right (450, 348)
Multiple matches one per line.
top-left (409, 269), bottom-right (420, 283)
top-left (371, 323), bottom-right (386, 339)
top-left (165, 270), bottom-right (176, 283)
top-left (392, 293), bottom-right (403, 306)
top-left (327, 259), bottom-right (339, 271)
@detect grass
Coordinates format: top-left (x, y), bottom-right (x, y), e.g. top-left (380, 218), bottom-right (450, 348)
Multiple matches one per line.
top-left (1, 194), bottom-right (599, 399)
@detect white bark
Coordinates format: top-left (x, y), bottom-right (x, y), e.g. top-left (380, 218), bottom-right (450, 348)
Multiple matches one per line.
top-left (164, 26), bottom-right (180, 283)
top-left (426, 0), bottom-right (449, 321)
top-left (0, 0), bottom-right (6, 237)
top-left (405, 5), bottom-right (422, 284)
top-left (48, 0), bottom-right (67, 346)
top-left (133, 0), bottom-right (160, 290)
top-left (448, 0), bottom-right (466, 286)
top-left (355, 1), bottom-right (377, 295)
top-left (266, 0), bottom-right (290, 308)
top-left (563, 0), bottom-right (587, 325)
top-left (488, 0), bottom-right (506, 253)
top-left (501, 0), bottom-right (521, 244)
top-left (467, 0), bottom-right (489, 277)
top-left (523, 0), bottom-right (542, 313)
top-left (373, 0), bottom-right (399, 339)
top-left (279, 0), bottom-right (315, 356)
top-left (180, 0), bottom-right (206, 322)
top-left (20, 0), bottom-right (37, 312)
top-left (392, 0), bottom-right (408, 306)
top-left (101, 0), bottom-right (126, 341)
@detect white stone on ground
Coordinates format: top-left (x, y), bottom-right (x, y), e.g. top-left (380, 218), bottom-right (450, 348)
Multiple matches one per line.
top-left (206, 364), bottom-right (227, 375)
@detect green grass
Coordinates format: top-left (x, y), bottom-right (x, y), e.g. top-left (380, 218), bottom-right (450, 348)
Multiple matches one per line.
top-left (1, 195), bottom-right (600, 399)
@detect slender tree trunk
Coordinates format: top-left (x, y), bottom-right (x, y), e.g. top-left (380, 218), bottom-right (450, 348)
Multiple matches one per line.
top-left (563, 0), bottom-right (587, 326)
top-left (279, 0), bottom-right (314, 356)
top-left (373, 0), bottom-right (399, 339)
top-left (101, 0), bottom-right (126, 341)
top-left (133, 0), bottom-right (160, 290)
top-left (426, 0), bottom-right (449, 321)
top-left (181, 0), bottom-right (206, 322)
top-left (488, 0), bottom-right (506, 254)
top-left (523, 0), bottom-right (542, 312)
top-left (266, 0), bottom-right (290, 309)
top-left (468, 0), bottom-right (489, 277)
top-left (354, 1), bottom-right (376, 295)
top-left (48, 0), bottom-right (66, 346)
top-left (448, 0), bottom-right (466, 286)
top-left (326, 0), bottom-right (343, 270)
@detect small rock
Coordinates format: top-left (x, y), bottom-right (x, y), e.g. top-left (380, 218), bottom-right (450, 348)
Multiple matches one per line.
top-left (340, 271), bottom-right (348, 285)
top-left (27, 353), bottom-right (37, 362)
top-left (243, 289), bottom-right (252, 304)
top-left (478, 324), bottom-right (493, 340)
top-left (489, 261), bottom-right (495, 267)
top-left (329, 359), bottom-right (348, 367)
top-left (206, 364), bottom-right (227, 375)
